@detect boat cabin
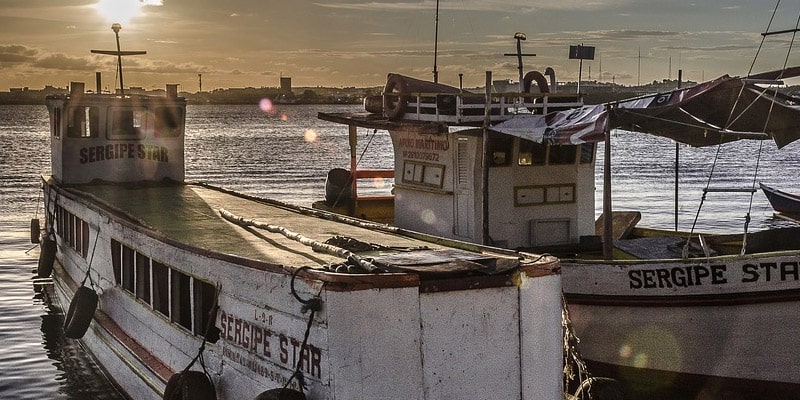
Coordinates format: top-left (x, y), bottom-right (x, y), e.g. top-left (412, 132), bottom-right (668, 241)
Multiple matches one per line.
top-left (390, 127), bottom-right (597, 250)
top-left (45, 82), bottom-right (186, 185)
top-left (319, 72), bottom-right (598, 251)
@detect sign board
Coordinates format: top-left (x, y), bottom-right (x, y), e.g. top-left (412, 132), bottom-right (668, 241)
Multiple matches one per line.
top-left (569, 45), bottom-right (595, 60)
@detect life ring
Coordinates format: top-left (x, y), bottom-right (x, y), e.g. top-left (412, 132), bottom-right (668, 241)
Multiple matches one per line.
top-left (63, 285), bottom-right (98, 339)
top-left (163, 370), bottom-right (217, 400)
top-left (37, 236), bottom-right (57, 278)
top-left (522, 71), bottom-right (550, 113)
top-left (254, 388), bottom-right (307, 400)
top-left (30, 218), bottom-right (41, 244)
top-left (382, 73), bottom-right (409, 119)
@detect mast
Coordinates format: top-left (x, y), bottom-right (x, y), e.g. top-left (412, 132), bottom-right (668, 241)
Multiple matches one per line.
top-left (91, 24), bottom-right (146, 95)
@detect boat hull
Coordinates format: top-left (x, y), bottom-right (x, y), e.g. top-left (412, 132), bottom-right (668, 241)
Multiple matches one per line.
top-left (562, 253), bottom-right (800, 399)
top-left (42, 179), bottom-right (565, 400)
top-left (760, 182), bottom-right (800, 215)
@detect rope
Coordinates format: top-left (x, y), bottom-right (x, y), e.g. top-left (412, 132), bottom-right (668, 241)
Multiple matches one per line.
top-left (330, 128), bottom-right (380, 209)
top-left (80, 228), bottom-right (101, 289)
top-left (179, 284), bottom-right (221, 393)
top-left (284, 266), bottom-right (323, 392)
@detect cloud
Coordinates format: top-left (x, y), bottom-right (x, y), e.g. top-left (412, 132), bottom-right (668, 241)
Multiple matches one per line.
top-left (312, 0), bottom-right (633, 12)
top-left (31, 53), bottom-right (99, 70)
top-left (0, 44), bottom-right (39, 63)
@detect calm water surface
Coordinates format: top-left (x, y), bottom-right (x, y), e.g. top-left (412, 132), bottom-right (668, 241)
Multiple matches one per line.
top-left (1, 103), bottom-right (799, 398)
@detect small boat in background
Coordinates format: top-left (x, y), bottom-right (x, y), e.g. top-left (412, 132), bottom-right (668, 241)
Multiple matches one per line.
top-left (760, 182), bottom-right (800, 216)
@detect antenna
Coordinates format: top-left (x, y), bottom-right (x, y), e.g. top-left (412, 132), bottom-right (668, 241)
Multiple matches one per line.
top-left (503, 32), bottom-right (536, 92)
top-left (91, 24), bottom-right (146, 95)
top-left (433, 0), bottom-right (439, 83)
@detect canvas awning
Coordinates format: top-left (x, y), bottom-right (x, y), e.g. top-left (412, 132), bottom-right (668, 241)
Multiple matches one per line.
top-left (492, 68), bottom-right (800, 148)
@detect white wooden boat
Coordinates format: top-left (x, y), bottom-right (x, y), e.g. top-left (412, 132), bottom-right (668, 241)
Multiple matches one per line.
top-left (317, 52), bottom-right (800, 399)
top-left (33, 27), bottom-right (572, 400)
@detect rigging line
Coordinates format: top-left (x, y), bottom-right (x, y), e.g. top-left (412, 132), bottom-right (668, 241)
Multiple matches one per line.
top-left (747, 0), bottom-right (781, 76)
top-left (684, 134), bottom-right (726, 249)
top-left (355, 128), bottom-right (378, 168)
top-left (615, 107), bottom-right (762, 137)
top-left (729, 0), bottom-right (781, 130)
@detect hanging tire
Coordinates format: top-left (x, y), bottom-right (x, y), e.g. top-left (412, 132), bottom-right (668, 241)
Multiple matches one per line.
top-left (163, 370), bottom-right (217, 400)
top-left (30, 218), bottom-right (41, 244)
top-left (383, 73), bottom-right (409, 119)
top-left (37, 237), bottom-right (57, 278)
top-left (63, 285), bottom-right (98, 339)
top-left (254, 388), bottom-right (307, 400)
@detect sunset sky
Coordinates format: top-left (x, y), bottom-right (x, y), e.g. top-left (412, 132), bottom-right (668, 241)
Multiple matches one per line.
top-left (2, 0), bottom-right (800, 92)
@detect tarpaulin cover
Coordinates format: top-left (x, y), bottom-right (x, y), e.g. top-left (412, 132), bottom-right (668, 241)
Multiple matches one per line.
top-left (492, 69), bottom-right (800, 148)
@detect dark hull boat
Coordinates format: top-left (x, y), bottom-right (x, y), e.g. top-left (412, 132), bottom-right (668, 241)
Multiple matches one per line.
top-left (760, 182), bottom-right (800, 215)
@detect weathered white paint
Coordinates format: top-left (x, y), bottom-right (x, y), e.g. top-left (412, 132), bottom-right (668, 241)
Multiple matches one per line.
top-left (389, 127), bottom-right (596, 248)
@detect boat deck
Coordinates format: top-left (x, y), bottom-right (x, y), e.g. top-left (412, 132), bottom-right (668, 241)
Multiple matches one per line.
top-left (60, 181), bottom-right (543, 280)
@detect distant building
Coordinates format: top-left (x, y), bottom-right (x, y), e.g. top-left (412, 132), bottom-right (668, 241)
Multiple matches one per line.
top-left (280, 77), bottom-right (292, 94)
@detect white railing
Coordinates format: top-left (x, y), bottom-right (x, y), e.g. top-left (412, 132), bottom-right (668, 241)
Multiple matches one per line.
top-left (393, 92), bottom-right (584, 124)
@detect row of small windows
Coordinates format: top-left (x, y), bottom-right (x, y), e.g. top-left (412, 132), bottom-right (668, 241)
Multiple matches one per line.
top-left (110, 239), bottom-right (216, 338)
top-left (52, 106), bottom-right (183, 140)
top-left (488, 132), bottom-right (595, 167)
top-left (54, 205), bottom-right (89, 258)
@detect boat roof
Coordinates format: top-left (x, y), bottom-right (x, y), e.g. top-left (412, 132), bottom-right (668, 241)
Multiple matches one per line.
top-left (53, 180), bottom-right (555, 287)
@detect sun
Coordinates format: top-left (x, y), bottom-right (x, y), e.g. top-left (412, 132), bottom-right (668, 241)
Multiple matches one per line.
top-left (94, 0), bottom-right (162, 24)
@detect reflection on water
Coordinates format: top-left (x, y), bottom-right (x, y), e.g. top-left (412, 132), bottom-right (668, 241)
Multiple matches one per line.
top-left (0, 230), bottom-right (123, 399)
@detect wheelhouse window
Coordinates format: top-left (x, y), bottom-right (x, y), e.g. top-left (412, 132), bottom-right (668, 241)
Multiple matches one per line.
top-left (518, 139), bottom-right (547, 166)
top-left (52, 108), bottom-right (61, 138)
top-left (548, 145), bottom-right (578, 165)
top-left (110, 107), bottom-right (146, 138)
top-left (579, 143), bottom-right (595, 164)
top-left (488, 131), bottom-right (513, 167)
top-left (67, 106), bottom-right (99, 138)
top-left (154, 107), bottom-right (183, 137)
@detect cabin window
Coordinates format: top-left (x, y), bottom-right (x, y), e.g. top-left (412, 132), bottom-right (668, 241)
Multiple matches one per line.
top-left (136, 252), bottom-right (151, 304)
top-left (171, 269), bottom-right (193, 331)
top-left (67, 106), bottom-right (99, 138)
top-left (579, 143), bottom-right (595, 164)
top-left (193, 279), bottom-right (216, 337)
top-left (122, 246), bottom-right (135, 293)
top-left (53, 205), bottom-right (89, 258)
top-left (548, 145), bottom-right (577, 165)
top-left (110, 107), bottom-right (146, 138)
top-left (152, 261), bottom-right (170, 317)
top-left (488, 131), bottom-right (513, 166)
top-left (52, 108), bottom-right (61, 138)
top-left (518, 139), bottom-right (547, 166)
top-left (110, 240), bottom-right (217, 337)
top-left (111, 239), bottom-right (121, 284)
top-left (154, 107), bottom-right (183, 137)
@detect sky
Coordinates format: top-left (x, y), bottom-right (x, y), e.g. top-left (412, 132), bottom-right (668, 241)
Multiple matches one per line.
top-left (2, 0), bottom-right (800, 92)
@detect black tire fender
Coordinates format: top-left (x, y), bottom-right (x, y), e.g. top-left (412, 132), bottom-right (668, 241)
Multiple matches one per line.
top-left (63, 285), bottom-right (98, 339)
top-left (163, 370), bottom-right (217, 400)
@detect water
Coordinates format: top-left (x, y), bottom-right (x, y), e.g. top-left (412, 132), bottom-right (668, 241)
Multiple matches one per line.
top-left (2, 103), bottom-right (799, 399)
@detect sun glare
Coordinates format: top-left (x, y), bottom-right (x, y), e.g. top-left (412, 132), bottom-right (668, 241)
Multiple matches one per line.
top-left (94, 0), bottom-right (163, 24)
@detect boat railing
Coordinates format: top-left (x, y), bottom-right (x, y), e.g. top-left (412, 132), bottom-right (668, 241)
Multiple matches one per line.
top-left (352, 168), bottom-right (394, 199)
top-left (400, 91), bottom-right (584, 124)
